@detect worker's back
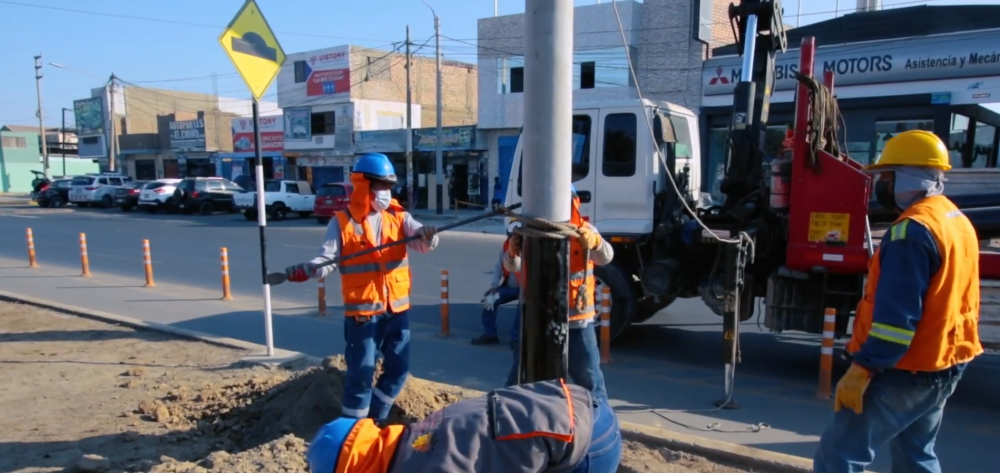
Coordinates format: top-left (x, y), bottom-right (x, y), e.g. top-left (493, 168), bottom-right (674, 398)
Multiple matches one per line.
top-left (389, 380), bottom-right (594, 473)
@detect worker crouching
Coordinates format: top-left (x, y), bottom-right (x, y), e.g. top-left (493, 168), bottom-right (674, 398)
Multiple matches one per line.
top-left (813, 130), bottom-right (983, 473)
top-left (503, 185), bottom-right (614, 401)
top-left (472, 221), bottom-right (523, 347)
top-left (307, 379), bottom-right (622, 473)
top-left (284, 153), bottom-right (439, 423)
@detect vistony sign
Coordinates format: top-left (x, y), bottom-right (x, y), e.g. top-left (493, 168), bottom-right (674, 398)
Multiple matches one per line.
top-left (703, 30), bottom-right (1000, 96)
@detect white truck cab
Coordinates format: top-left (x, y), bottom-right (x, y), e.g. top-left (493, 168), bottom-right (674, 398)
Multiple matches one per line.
top-left (502, 98), bottom-right (702, 339)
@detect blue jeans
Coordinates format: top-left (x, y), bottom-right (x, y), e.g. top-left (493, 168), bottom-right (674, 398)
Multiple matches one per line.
top-left (481, 286), bottom-right (520, 338)
top-left (813, 364), bottom-right (966, 473)
top-left (570, 398), bottom-right (622, 473)
top-left (341, 311), bottom-right (411, 421)
top-left (506, 314), bottom-right (608, 402)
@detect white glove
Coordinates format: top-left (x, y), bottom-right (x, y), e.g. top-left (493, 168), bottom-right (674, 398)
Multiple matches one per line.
top-left (481, 292), bottom-right (500, 310)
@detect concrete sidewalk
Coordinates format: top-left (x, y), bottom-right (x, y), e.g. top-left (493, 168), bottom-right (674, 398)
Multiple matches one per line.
top-left (2, 255), bottom-right (1000, 472)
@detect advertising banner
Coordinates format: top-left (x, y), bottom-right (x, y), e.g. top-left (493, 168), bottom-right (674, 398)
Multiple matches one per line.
top-left (414, 126), bottom-right (476, 151)
top-left (303, 46), bottom-right (352, 98)
top-left (703, 30), bottom-right (1000, 96)
top-left (232, 115), bottom-right (284, 153)
top-left (284, 107), bottom-right (311, 140)
top-left (355, 129), bottom-right (408, 153)
top-left (169, 118), bottom-right (206, 152)
top-left (73, 97), bottom-right (104, 135)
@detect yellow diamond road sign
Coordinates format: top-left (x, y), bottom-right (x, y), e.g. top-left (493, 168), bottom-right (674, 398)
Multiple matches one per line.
top-left (218, 0), bottom-right (286, 102)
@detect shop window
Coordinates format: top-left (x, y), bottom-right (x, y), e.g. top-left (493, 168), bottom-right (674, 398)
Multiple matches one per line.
top-left (602, 113), bottom-right (637, 177)
top-left (580, 62), bottom-right (596, 89)
top-left (973, 123), bottom-right (996, 168)
top-left (294, 61), bottom-right (308, 83)
top-left (1, 136), bottom-right (26, 148)
top-left (517, 114), bottom-right (593, 196)
top-left (311, 111), bottom-right (336, 135)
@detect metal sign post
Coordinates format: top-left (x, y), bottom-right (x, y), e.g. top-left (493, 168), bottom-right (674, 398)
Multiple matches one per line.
top-left (218, 0), bottom-right (286, 356)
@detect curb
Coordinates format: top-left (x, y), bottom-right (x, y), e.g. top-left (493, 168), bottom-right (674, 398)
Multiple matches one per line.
top-left (618, 422), bottom-right (813, 473)
top-left (0, 289), bottom-right (308, 369)
top-left (0, 289), bottom-right (813, 472)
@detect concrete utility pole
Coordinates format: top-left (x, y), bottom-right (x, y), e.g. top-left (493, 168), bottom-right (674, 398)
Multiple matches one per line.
top-left (433, 13), bottom-right (444, 215)
top-left (62, 107), bottom-right (71, 177)
top-left (107, 75), bottom-right (117, 172)
top-left (405, 25), bottom-right (415, 210)
top-left (34, 54), bottom-right (50, 179)
top-left (517, 0), bottom-right (574, 384)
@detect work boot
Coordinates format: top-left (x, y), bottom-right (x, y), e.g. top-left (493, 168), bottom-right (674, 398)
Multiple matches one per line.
top-left (471, 335), bottom-right (500, 346)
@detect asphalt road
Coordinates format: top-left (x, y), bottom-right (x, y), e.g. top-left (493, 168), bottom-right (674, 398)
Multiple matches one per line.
top-left (2, 203), bottom-right (1000, 471)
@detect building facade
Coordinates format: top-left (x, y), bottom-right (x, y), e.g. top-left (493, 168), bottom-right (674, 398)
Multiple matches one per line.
top-left (700, 5), bottom-right (1000, 202)
top-left (275, 44), bottom-right (479, 209)
top-left (0, 125), bottom-right (96, 192)
top-left (476, 0), bottom-right (735, 198)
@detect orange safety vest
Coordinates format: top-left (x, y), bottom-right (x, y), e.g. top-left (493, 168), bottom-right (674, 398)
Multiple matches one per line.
top-left (847, 195), bottom-right (983, 372)
top-left (336, 209), bottom-right (412, 317)
top-left (569, 198), bottom-right (596, 322)
top-left (334, 419), bottom-right (404, 473)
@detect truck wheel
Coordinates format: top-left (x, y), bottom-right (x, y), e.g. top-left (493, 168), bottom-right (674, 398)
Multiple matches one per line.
top-left (243, 209), bottom-right (257, 221)
top-left (593, 262), bottom-right (636, 341)
top-left (199, 201), bottom-right (215, 216)
top-left (270, 203), bottom-right (288, 221)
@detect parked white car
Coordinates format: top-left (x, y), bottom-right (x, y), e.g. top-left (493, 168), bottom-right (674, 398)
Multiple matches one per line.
top-left (138, 178), bottom-right (182, 213)
top-left (69, 173), bottom-right (132, 208)
top-left (233, 179), bottom-right (315, 221)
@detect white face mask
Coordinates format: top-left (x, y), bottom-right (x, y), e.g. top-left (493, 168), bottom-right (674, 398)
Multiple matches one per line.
top-left (372, 190), bottom-right (392, 211)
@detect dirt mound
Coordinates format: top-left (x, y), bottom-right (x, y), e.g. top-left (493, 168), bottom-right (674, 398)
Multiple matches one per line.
top-left (149, 436), bottom-right (308, 473)
top-left (153, 356), bottom-right (479, 451)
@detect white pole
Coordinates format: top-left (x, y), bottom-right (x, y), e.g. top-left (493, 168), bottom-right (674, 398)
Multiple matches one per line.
top-left (252, 99), bottom-right (275, 357)
top-left (797, 0), bottom-right (803, 27)
top-left (523, 0), bottom-right (573, 222)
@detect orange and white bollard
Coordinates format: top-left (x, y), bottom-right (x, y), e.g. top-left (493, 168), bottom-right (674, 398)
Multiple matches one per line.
top-left (440, 270), bottom-right (450, 336)
top-left (220, 247), bottom-right (233, 301)
top-left (79, 233), bottom-right (91, 277)
top-left (817, 307), bottom-right (836, 400)
top-left (142, 239), bottom-right (155, 287)
top-left (317, 277), bottom-right (328, 317)
top-left (600, 286), bottom-right (613, 364)
top-left (26, 228), bottom-right (38, 268)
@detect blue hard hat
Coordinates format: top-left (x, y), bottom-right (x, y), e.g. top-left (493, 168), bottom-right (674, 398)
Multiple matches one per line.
top-left (307, 418), bottom-right (360, 473)
top-left (353, 153), bottom-right (397, 183)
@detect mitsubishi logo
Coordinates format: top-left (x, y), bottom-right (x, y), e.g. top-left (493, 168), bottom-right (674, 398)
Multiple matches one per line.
top-left (709, 67), bottom-right (730, 85)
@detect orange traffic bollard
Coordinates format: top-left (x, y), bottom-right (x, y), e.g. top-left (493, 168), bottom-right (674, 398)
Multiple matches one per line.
top-left (318, 277), bottom-right (328, 317)
top-left (142, 239), bottom-right (155, 287)
top-left (440, 270), bottom-right (450, 336)
top-left (26, 228), bottom-right (38, 268)
top-left (79, 233), bottom-right (91, 277)
top-left (817, 307), bottom-right (836, 400)
top-left (220, 247), bottom-right (233, 300)
top-left (600, 286), bottom-right (612, 364)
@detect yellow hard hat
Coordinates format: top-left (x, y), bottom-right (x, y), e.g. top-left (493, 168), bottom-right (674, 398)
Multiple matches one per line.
top-left (866, 130), bottom-right (951, 171)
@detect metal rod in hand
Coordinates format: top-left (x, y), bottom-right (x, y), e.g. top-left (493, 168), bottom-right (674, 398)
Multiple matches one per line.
top-left (142, 239), bottom-right (155, 287)
top-left (265, 203), bottom-right (521, 286)
top-left (252, 99), bottom-right (275, 357)
top-left (26, 228), bottom-right (38, 268)
top-left (79, 233), bottom-right (91, 277)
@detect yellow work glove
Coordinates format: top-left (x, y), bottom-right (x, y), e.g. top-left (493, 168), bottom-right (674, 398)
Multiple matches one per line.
top-left (834, 363), bottom-right (872, 415)
top-left (578, 225), bottom-right (601, 250)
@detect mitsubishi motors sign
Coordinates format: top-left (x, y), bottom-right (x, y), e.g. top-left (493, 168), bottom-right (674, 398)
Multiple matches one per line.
top-left (703, 30), bottom-right (1000, 96)
top-left (232, 115), bottom-right (284, 153)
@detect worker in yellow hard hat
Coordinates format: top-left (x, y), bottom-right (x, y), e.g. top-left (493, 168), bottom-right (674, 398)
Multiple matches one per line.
top-left (813, 130), bottom-right (983, 473)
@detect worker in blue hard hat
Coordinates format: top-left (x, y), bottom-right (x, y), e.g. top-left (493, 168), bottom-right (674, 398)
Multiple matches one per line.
top-left (503, 183), bottom-right (614, 401)
top-left (306, 379), bottom-right (621, 473)
top-left (283, 153), bottom-right (439, 423)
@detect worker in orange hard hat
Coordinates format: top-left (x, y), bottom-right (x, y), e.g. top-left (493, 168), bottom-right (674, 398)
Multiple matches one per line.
top-left (813, 130), bottom-right (983, 473)
top-left (283, 153), bottom-right (438, 425)
top-left (502, 184), bottom-right (614, 401)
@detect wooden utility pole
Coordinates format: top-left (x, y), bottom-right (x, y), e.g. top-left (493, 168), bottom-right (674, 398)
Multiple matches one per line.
top-left (405, 25), bottom-right (415, 210)
top-left (34, 54), bottom-right (50, 179)
top-left (107, 75), bottom-right (118, 172)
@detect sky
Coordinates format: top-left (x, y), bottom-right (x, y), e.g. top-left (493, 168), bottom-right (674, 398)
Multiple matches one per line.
top-left (0, 0), bottom-right (994, 130)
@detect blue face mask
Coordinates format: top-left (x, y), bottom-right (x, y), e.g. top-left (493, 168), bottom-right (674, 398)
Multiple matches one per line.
top-left (372, 190), bottom-right (392, 211)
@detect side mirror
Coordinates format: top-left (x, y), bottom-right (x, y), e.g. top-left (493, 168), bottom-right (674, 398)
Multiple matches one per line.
top-left (653, 113), bottom-right (677, 145)
top-left (576, 190), bottom-right (592, 204)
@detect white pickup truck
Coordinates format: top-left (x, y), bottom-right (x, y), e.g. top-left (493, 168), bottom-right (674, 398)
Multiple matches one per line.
top-left (233, 179), bottom-right (315, 221)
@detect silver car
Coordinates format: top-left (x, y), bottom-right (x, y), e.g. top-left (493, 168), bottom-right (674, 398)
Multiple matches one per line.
top-left (69, 173), bottom-right (132, 208)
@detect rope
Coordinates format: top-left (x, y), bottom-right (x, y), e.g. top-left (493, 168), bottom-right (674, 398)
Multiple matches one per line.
top-left (794, 72), bottom-right (843, 172)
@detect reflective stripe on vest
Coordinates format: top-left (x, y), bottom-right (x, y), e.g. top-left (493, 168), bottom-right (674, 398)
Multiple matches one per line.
top-left (846, 195), bottom-right (982, 372)
top-left (337, 210), bottom-right (413, 317)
